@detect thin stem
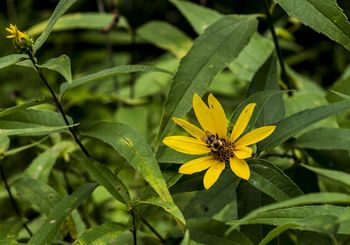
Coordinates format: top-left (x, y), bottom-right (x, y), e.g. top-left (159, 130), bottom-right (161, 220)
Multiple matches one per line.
top-left (261, 0), bottom-right (293, 92)
top-left (27, 53), bottom-right (91, 158)
top-left (0, 165), bottom-right (33, 236)
top-left (142, 219), bottom-right (165, 243)
top-left (131, 209), bottom-right (138, 245)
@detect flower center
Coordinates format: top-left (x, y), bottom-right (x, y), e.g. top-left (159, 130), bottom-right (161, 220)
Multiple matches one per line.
top-left (203, 132), bottom-right (234, 162)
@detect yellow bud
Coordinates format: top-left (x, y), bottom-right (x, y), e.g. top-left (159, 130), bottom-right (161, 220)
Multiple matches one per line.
top-left (5, 23), bottom-right (34, 54)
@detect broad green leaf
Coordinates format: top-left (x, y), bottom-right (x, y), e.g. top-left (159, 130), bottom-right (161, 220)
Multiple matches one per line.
top-left (0, 54), bottom-right (27, 70)
top-left (227, 193), bottom-right (350, 229)
top-left (258, 99), bottom-right (350, 151)
top-left (247, 52), bottom-right (285, 125)
top-left (302, 164), bottom-right (350, 188)
top-left (228, 33), bottom-right (274, 82)
top-left (137, 21), bottom-right (192, 58)
top-left (188, 219), bottom-right (253, 245)
top-left (0, 98), bottom-right (48, 118)
top-left (273, 0), bottom-right (350, 51)
top-left (34, 0), bottom-right (78, 53)
top-left (73, 153), bottom-right (130, 205)
top-left (184, 171), bottom-right (239, 219)
top-left (0, 220), bottom-right (24, 241)
top-left (258, 224), bottom-right (298, 245)
top-left (0, 109), bottom-right (76, 136)
top-left (156, 15), bottom-right (258, 146)
top-left (74, 222), bottom-right (129, 245)
top-left (169, 0), bottom-right (221, 34)
top-left (0, 136), bottom-right (10, 153)
top-left (294, 128), bottom-right (350, 150)
top-left (38, 55), bottom-right (72, 83)
top-left (82, 122), bottom-right (185, 226)
top-left (13, 176), bottom-right (60, 216)
top-left (24, 141), bottom-right (74, 183)
top-left (136, 196), bottom-right (186, 226)
top-left (248, 159), bottom-right (303, 201)
top-left (28, 183), bottom-right (97, 245)
top-left (60, 65), bottom-right (172, 95)
top-left (27, 13), bottom-right (128, 36)
top-left (230, 205), bottom-right (350, 235)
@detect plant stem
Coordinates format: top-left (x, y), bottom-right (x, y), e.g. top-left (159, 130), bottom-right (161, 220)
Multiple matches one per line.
top-left (0, 165), bottom-right (33, 236)
top-left (27, 53), bottom-right (91, 158)
top-left (142, 218), bottom-right (165, 243)
top-left (131, 209), bottom-right (138, 245)
top-left (261, 0), bottom-right (293, 92)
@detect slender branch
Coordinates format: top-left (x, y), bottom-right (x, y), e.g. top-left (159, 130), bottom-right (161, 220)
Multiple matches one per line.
top-left (131, 209), bottom-right (138, 245)
top-left (27, 53), bottom-right (91, 158)
top-left (142, 219), bottom-right (165, 243)
top-left (261, 0), bottom-right (293, 93)
top-left (0, 165), bottom-right (33, 236)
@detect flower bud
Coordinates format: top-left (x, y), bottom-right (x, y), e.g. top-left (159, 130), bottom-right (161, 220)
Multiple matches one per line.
top-left (5, 23), bottom-right (34, 54)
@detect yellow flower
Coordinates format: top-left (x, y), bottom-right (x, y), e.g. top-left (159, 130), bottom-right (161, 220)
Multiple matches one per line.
top-left (5, 23), bottom-right (33, 53)
top-left (163, 93), bottom-right (276, 189)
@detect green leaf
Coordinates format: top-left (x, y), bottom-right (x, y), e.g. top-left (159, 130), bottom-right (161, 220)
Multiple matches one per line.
top-left (82, 122), bottom-right (185, 226)
top-left (0, 109), bottom-right (76, 136)
top-left (137, 21), bottom-right (192, 58)
top-left (27, 13), bottom-right (122, 36)
top-left (0, 220), bottom-right (24, 241)
top-left (183, 171), bottom-right (239, 219)
top-left (24, 141), bottom-right (74, 183)
top-left (227, 193), bottom-right (350, 229)
top-left (258, 99), bottom-right (350, 151)
top-left (136, 196), bottom-right (186, 226)
top-left (74, 222), bottom-right (129, 245)
top-left (0, 54), bottom-right (27, 70)
top-left (38, 55), bottom-right (72, 83)
top-left (73, 153), bottom-right (130, 205)
top-left (247, 52), bottom-right (285, 125)
top-left (273, 0), bottom-right (350, 51)
top-left (28, 183), bottom-right (97, 245)
top-left (188, 219), bottom-right (253, 245)
top-left (60, 65), bottom-right (172, 95)
top-left (0, 98), bottom-right (48, 118)
top-left (156, 15), bottom-right (258, 146)
top-left (258, 224), bottom-right (298, 245)
top-left (302, 164), bottom-right (350, 188)
top-left (169, 0), bottom-right (221, 34)
top-left (13, 176), bottom-right (60, 216)
top-left (34, 0), bottom-right (78, 53)
top-left (294, 127), bottom-right (350, 150)
top-left (248, 159), bottom-right (303, 201)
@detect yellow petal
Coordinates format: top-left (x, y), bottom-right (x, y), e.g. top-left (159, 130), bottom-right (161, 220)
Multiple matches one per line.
top-left (234, 145), bottom-right (252, 159)
top-left (179, 156), bottom-right (216, 174)
top-left (193, 93), bottom-right (216, 133)
top-left (231, 103), bottom-right (256, 142)
top-left (173, 117), bottom-right (205, 140)
top-left (163, 136), bottom-right (210, 155)
top-left (208, 93), bottom-right (227, 138)
top-left (235, 126), bottom-right (276, 147)
top-left (203, 161), bottom-right (225, 189)
top-left (229, 157), bottom-right (250, 180)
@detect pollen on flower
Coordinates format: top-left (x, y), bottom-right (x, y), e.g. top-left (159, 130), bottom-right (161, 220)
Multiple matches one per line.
top-left (205, 133), bottom-right (235, 162)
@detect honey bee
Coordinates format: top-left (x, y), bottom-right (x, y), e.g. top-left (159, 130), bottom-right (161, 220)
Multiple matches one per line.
top-left (203, 131), bottom-right (223, 152)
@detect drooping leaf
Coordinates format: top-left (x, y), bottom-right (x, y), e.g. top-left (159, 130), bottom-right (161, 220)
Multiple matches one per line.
top-left (137, 21), bottom-right (192, 58)
top-left (0, 54), bottom-right (27, 70)
top-left (258, 99), bottom-right (350, 151)
top-left (28, 183), bottom-right (97, 245)
top-left (73, 153), bottom-right (130, 205)
top-left (38, 55), bottom-right (72, 83)
top-left (82, 122), bottom-right (185, 226)
top-left (156, 15), bottom-right (258, 147)
top-left (273, 0), bottom-right (350, 51)
top-left (74, 222), bottom-right (129, 245)
top-left (258, 224), bottom-right (298, 245)
top-left (248, 159), bottom-right (303, 201)
top-left (34, 0), bottom-right (78, 53)
top-left (60, 65), bottom-right (172, 95)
